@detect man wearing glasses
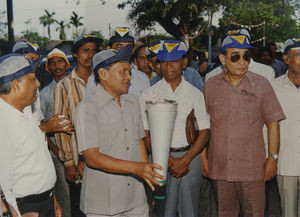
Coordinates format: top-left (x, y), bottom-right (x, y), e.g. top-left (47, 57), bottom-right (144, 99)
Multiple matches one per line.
top-left (203, 34), bottom-right (285, 217)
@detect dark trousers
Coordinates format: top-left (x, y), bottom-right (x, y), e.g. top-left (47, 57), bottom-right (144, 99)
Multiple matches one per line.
top-left (69, 182), bottom-right (85, 217)
top-left (17, 195), bottom-right (54, 217)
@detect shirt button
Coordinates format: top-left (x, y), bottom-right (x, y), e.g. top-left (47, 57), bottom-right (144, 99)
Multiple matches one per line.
top-left (128, 183), bottom-right (130, 186)
top-left (126, 147), bottom-right (129, 150)
top-left (125, 129), bottom-right (127, 132)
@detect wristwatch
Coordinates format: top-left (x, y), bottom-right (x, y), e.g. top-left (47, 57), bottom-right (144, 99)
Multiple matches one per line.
top-left (269, 153), bottom-right (279, 160)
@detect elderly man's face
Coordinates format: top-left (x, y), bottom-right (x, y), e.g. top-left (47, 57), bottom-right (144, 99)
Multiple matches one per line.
top-left (18, 72), bottom-right (40, 106)
top-left (160, 58), bottom-right (184, 83)
top-left (48, 56), bottom-right (67, 79)
top-left (112, 42), bottom-right (133, 51)
top-left (220, 48), bottom-right (250, 78)
top-left (100, 61), bottom-right (131, 97)
top-left (285, 49), bottom-right (300, 75)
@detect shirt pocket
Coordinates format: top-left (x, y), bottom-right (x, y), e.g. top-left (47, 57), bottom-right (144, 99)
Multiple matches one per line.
top-left (240, 92), bottom-right (260, 114)
top-left (210, 97), bottom-right (225, 118)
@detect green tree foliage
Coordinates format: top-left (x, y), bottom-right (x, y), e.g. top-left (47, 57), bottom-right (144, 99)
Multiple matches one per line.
top-left (219, 0), bottom-right (299, 44)
top-left (55, 20), bottom-right (70, 40)
top-left (39, 10), bottom-right (56, 38)
top-left (70, 11), bottom-right (83, 38)
top-left (118, 0), bottom-right (228, 48)
top-left (22, 31), bottom-right (50, 50)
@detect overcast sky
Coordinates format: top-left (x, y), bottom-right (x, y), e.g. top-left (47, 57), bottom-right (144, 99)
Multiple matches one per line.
top-left (0, 0), bottom-right (168, 40)
top-left (0, 0), bottom-right (222, 41)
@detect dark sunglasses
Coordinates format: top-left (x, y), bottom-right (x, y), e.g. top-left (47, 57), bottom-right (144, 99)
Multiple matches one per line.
top-left (230, 53), bottom-right (251, 63)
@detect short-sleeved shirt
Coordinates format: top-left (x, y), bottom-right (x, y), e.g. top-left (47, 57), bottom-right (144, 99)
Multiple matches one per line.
top-left (271, 73), bottom-right (300, 176)
top-left (140, 77), bottom-right (210, 148)
top-left (74, 84), bottom-right (147, 215)
top-left (203, 70), bottom-right (285, 181)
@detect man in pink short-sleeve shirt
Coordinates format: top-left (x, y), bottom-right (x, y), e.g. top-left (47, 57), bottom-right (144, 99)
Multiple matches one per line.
top-left (203, 34), bottom-right (285, 217)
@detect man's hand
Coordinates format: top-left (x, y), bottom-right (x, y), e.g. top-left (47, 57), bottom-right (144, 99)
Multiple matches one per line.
top-left (54, 195), bottom-right (62, 217)
top-left (65, 165), bottom-right (78, 183)
top-left (133, 162), bottom-right (164, 191)
top-left (168, 156), bottom-right (190, 178)
top-left (264, 157), bottom-right (277, 182)
top-left (77, 161), bottom-right (84, 177)
top-left (201, 153), bottom-right (209, 177)
top-left (39, 114), bottom-right (74, 134)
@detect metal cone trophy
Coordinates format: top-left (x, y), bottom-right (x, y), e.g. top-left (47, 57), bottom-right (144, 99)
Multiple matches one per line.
top-left (146, 101), bottom-right (177, 217)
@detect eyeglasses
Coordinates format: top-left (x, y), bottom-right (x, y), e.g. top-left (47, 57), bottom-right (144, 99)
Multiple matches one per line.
top-left (230, 53), bottom-right (251, 63)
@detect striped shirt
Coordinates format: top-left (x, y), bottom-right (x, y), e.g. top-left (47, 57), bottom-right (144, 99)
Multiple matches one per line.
top-left (54, 68), bottom-right (88, 166)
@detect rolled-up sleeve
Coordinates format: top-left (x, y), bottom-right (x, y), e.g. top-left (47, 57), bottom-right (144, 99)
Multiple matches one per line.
top-left (194, 90), bottom-right (210, 130)
top-left (262, 80), bottom-right (286, 124)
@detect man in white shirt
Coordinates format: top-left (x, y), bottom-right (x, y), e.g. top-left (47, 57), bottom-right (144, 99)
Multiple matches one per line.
top-left (271, 38), bottom-right (300, 217)
top-left (140, 40), bottom-right (210, 217)
top-left (0, 54), bottom-right (58, 217)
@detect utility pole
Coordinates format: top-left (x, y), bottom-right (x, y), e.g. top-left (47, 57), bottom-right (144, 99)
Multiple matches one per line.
top-left (7, 0), bottom-right (14, 51)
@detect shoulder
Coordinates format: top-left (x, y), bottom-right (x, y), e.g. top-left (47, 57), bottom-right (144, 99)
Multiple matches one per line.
top-left (205, 65), bottom-right (223, 81)
top-left (183, 80), bottom-right (203, 97)
top-left (271, 74), bottom-right (285, 88)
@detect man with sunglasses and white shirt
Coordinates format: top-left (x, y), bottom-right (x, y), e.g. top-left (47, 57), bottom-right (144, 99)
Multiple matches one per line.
top-left (203, 35), bottom-right (285, 217)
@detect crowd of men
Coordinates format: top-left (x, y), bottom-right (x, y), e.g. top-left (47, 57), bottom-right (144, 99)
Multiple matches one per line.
top-left (0, 26), bottom-right (299, 217)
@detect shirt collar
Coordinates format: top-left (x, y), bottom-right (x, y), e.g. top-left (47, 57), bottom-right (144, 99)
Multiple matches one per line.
top-left (281, 71), bottom-right (297, 88)
top-left (94, 84), bottom-right (135, 108)
top-left (161, 76), bottom-right (186, 92)
top-left (0, 97), bottom-right (23, 118)
top-left (217, 68), bottom-right (255, 86)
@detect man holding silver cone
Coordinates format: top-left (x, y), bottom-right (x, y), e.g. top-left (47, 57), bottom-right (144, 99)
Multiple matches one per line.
top-left (140, 40), bottom-right (210, 217)
top-left (74, 46), bottom-right (164, 217)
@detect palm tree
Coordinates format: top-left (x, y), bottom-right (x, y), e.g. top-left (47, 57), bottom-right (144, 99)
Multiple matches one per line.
top-left (39, 10), bottom-right (55, 38)
top-left (70, 11), bottom-right (83, 38)
top-left (55, 20), bottom-right (70, 40)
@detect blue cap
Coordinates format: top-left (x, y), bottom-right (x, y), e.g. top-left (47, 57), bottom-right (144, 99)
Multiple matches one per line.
top-left (156, 40), bottom-right (187, 62)
top-left (12, 41), bottom-right (46, 55)
top-left (0, 53), bottom-right (39, 85)
top-left (93, 46), bottom-right (133, 73)
top-left (146, 41), bottom-right (161, 58)
top-left (226, 29), bottom-right (251, 40)
top-left (221, 35), bottom-right (253, 53)
top-left (109, 27), bottom-right (134, 44)
top-left (282, 38), bottom-right (300, 54)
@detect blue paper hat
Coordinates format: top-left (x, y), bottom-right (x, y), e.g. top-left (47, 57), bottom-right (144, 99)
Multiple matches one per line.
top-left (221, 35), bottom-right (253, 53)
top-left (0, 53), bottom-right (39, 85)
top-left (282, 38), bottom-right (300, 54)
top-left (146, 41), bottom-right (162, 58)
top-left (109, 27), bottom-right (134, 44)
top-left (226, 29), bottom-right (251, 40)
top-left (156, 40), bottom-right (187, 62)
top-left (12, 41), bottom-right (46, 55)
top-left (93, 46), bottom-right (132, 73)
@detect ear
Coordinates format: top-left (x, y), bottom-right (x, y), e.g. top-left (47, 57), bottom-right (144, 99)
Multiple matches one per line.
top-left (98, 68), bottom-right (109, 81)
top-left (10, 79), bottom-right (22, 95)
top-left (183, 56), bottom-right (188, 68)
top-left (219, 53), bottom-right (226, 65)
top-left (133, 58), bottom-right (137, 66)
top-left (283, 54), bottom-right (289, 65)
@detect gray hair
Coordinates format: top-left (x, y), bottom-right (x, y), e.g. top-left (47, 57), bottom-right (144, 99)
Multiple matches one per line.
top-left (0, 81), bottom-right (12, 95)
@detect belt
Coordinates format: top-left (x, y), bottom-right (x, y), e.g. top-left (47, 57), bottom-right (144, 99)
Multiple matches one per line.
top-left (170, 144), bottom-right (192, 152)
top-left (16, 188), bottom-right (54, 205)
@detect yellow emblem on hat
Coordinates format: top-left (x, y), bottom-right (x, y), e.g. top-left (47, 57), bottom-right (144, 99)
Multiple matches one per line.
top-left (149, 43), bottom-right (161, 52)
top-left (164, 42), bottom-right (179, 53)
top-left (116, 28), bottom-right (129, 37)
top-left (27, 42), bottom-right (39, 51)
top-left (228, 30), bottom-right (239, 35)
top-left (83, 34), bottom-right (95, 38)
top-left (293, 38), bottom-right (300, 42)
top-left (231, 35), bottom-right (246, 45)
